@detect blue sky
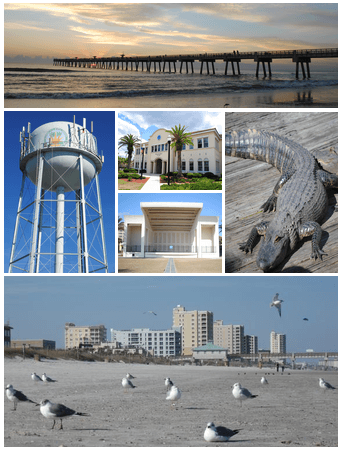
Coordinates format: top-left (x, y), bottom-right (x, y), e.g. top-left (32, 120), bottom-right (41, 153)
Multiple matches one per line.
top-left (4, 111), bottom-right (116, 272)
top-left (4, 276), bottom-right (337, 352)
top-left (117, 111), bottom-right (223, 157)
top-left (118, 193), bottom-right (222, 230)
top-left (5, 4), bottom-right (337, 62)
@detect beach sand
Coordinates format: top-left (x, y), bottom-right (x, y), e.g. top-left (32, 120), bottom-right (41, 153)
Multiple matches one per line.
top-left (4, 86), bottom-right (337, 109)
top-left (4, 357), bottom-right (338, 447)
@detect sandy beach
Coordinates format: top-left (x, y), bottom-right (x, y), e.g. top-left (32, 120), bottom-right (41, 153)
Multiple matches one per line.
top-left (4, 357), bottom-right (338, 447)
top-left (4, 86), bottom-right (337, 109)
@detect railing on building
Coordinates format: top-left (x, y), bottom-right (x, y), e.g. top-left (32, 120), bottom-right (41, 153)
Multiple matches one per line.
top-left (201, 246), bottom-right (216, 253)
top-left (144, 245), bottom-right (197, 253)
top-left (126, 245), bottom-right (141, 252)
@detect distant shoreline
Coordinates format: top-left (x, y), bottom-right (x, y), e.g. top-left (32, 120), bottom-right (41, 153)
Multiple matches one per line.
top-left (5, 67), bottom-right (80, 73)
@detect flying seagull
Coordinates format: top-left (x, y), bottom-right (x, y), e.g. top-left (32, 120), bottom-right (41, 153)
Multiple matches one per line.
top-left (5, 385), bottom-right (37, 410)
top-left (143, 311), bottom-right (157, 315)
top-left (204, 422), bottom-right (240, 442)
top-left (40, 399), bottom-right (89, 430)
top-left (270, 293), bottom-right (284, 317)
top-left (303, 318), bottom-right (309, 321)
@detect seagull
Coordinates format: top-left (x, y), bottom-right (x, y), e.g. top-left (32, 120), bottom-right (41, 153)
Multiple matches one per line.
top-left (204, 422), bottom-right (240, 442)
top-left (164, 377), bottom-right (174, 390)
top-left (122, 377), bottom-right (136, 393)
top-left (303, 318), bottom-right (309, 321)
top-left (143, 311), bottom-right (157, 316)
top-left (31, 372), bottom-right (42, 382)
top-left (319, 378), bottom-right (336, 392)
top-left (126, 373), bottom-right (136, 380)
top-left (40, 399), bottom-right (89, 430)
top-left (270, 293), bottom-right (284, 317)
top-left (5, 385), bottom-right (37, 410)
top-left (42, 373), bottom-right (57, 383)
top-left (261, 377), bottom-right (268, 385)
top-left (166, 385), bottom-right (181, 409)
top-left (232, 382), bottom-right (258, 407)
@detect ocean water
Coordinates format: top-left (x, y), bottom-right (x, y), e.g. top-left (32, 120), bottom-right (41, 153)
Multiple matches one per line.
top-left (4, 63), bottom-right (338, 108)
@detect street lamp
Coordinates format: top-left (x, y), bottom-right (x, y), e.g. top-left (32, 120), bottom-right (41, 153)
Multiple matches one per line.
top-left (167, 136), bottom-right (172, 185)
top-left (140, 146), bottom-right (145, 179)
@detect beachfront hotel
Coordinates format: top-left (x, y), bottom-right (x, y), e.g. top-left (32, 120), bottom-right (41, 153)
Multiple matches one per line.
top-left (65, 323), bottom-right (107, 349)
top-left (213, 321), bottom-right (245, 353)
top-left (123, 202), bottom-right (220, 259)
top-left (110, 328), bottom-right (181, 357)
top-left (270, 330), bottom-right (286, 354)
top-left (173, 305), bottom-right (214, 356)
top-left (133, 127), bottom-right (222, 175)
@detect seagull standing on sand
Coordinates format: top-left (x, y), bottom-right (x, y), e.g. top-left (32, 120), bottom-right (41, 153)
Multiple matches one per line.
top-left (42, 373), bottom-right (57, 383)
top-left (166, 385), bottom-right (181, 409)
top-left (232, 382), bottom-right (258, 407)
top-left (122, 377), bottom-right (136, 393)
top-left (164, 377), bottom-right (174, 390)
top-left (126, 373), bottom-right (136, 380)
top-left (40, 399), bottom-right (89, 430)
top-left (270, 293), bottom-right (284, 317)
top-left (319, 378), bottom-right (336, 392)
top-left (5, 385), bottom-right (37, 410)
top-left (204, 422), bottom-right (240, 442)
top-left (261, 377), bottom-right (268, 385)
top-left (31, 372), bottom-right (42, 382)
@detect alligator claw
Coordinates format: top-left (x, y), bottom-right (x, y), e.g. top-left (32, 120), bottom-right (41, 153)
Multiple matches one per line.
top-left (238, 242), bottom-right (253, 254)
top-left (261, 195), bottom-right (277, 213)
top-left (311, 248), bottom-right (328, 260)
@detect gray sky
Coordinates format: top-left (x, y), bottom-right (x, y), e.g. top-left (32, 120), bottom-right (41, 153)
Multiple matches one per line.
top-left (5, 276), bottom-right (337, 352)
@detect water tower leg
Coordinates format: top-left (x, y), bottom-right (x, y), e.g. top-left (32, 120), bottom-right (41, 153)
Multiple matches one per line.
top-left (79, 155), bottom-right (89, 273)
top-left (95, 174), bottom-right (108, 273)
top-left (29, 153), bottom-right (44, 273)
top-left (76, 190), bottom-right (83, 273)
top-left (55, 186), bottom-right (65, 273)
top-left (36, 189), bottom-right (45, 273)
top-left (9, 172), bottom-right (26, 272)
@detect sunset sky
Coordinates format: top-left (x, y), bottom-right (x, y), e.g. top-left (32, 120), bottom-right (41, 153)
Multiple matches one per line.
top-left (4, 3), bottom-right (338, 60)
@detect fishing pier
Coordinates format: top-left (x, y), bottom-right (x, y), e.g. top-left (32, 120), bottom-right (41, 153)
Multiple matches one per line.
top-left (53, 48), bottom-right (337, 79)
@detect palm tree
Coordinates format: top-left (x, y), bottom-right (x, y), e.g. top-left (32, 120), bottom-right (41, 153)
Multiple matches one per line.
top-left (118, 134), bottom-right (140, 170)
top-left (166, 125), bottom-right (193, 178)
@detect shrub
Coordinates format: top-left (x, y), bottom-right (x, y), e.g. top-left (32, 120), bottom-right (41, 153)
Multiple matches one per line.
top-left (123, 168), bottom-right (138, 173)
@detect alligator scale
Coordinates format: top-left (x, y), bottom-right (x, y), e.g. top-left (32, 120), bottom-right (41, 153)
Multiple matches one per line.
top-left (225, 129), bottom-right (338, 272)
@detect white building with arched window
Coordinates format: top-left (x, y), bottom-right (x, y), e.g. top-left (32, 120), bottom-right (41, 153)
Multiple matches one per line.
top-left (133, 127), bottom-right (222, 175)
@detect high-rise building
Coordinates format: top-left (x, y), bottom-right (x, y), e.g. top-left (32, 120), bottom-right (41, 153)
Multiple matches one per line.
top-left (270, 331), bottom-right (286, 353)
top-left (213, 320), bottom-right (244, 354)
top-left (172, 305), bottom-right (213, 355)
top-left (110, 328), bottom-right (181, 357)
top-left (65, 323), bottom-right (107, 349)
top-left (244, 335), bottom-right (258, 354)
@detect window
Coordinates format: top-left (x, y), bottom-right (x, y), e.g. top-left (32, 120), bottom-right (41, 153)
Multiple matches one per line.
top-left (162, 144), bottom-right (164, 151)
top-left (204, 158), bottom-right (209, 171)
top-left (216, 160), bottom-right (219, 173)
top-left (182, 144), bottom-right (186, 150)
top-left (197, 139), bottom-right (202, 148)
top-left (145, 147), bottom-right (148, 154)
top-left (158, 145), bottom-right (161, 152)
top-left (203, 137), bottom-right (209, 148)
top-left (182, 160), bottom-right (186, 171)
top-left (151, 146), bottom-right (154, 152)
top-left (198, 159), bottom-right (203, 172)
top-left (189, 143), bottom-right (194, 149)
top-left (189, 159), bottom-right (194, 171)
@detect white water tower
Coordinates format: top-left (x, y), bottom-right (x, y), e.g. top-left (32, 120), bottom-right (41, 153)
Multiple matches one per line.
top-left (9, 117), bottom-right (108, 273)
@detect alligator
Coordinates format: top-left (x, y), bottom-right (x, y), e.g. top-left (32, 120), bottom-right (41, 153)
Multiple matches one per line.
top-left (225, 129), bottom-right (338, 272)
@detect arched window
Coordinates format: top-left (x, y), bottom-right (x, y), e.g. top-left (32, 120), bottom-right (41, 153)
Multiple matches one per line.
top-left (189, 159), bottom-right (194, 171)
top-left (204, 158), bottom-right (209, 172)
top-left (182, 160), bottom-right (186, 171)
top-left (198, 159), bottom-right (203, 172)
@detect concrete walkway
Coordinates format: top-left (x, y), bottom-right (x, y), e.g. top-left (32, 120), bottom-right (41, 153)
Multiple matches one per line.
top-left (164, 258), bottom-right (177, 273)
top-left (140, 174), bottom-right (161, 192)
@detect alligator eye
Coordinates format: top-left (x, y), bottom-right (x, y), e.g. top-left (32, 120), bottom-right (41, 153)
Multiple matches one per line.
top-left (274, 236), bottom-right (282, 243)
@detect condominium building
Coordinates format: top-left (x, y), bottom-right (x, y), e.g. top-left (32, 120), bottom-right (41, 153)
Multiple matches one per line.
top-left (270, 331), bottom-right (286, 354)
top-left (65, 323), bottom-right (107, 349)
top-left (133, 127), bottom-right (222, 175)
top-left (244, 335), bottom-right (258, 354)
top-left (110, 328), bottom-right (181, 357)
top-left (172, 305), bottom-right (213, 355)
top-left (213, 320), bottom-right (244, 354)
